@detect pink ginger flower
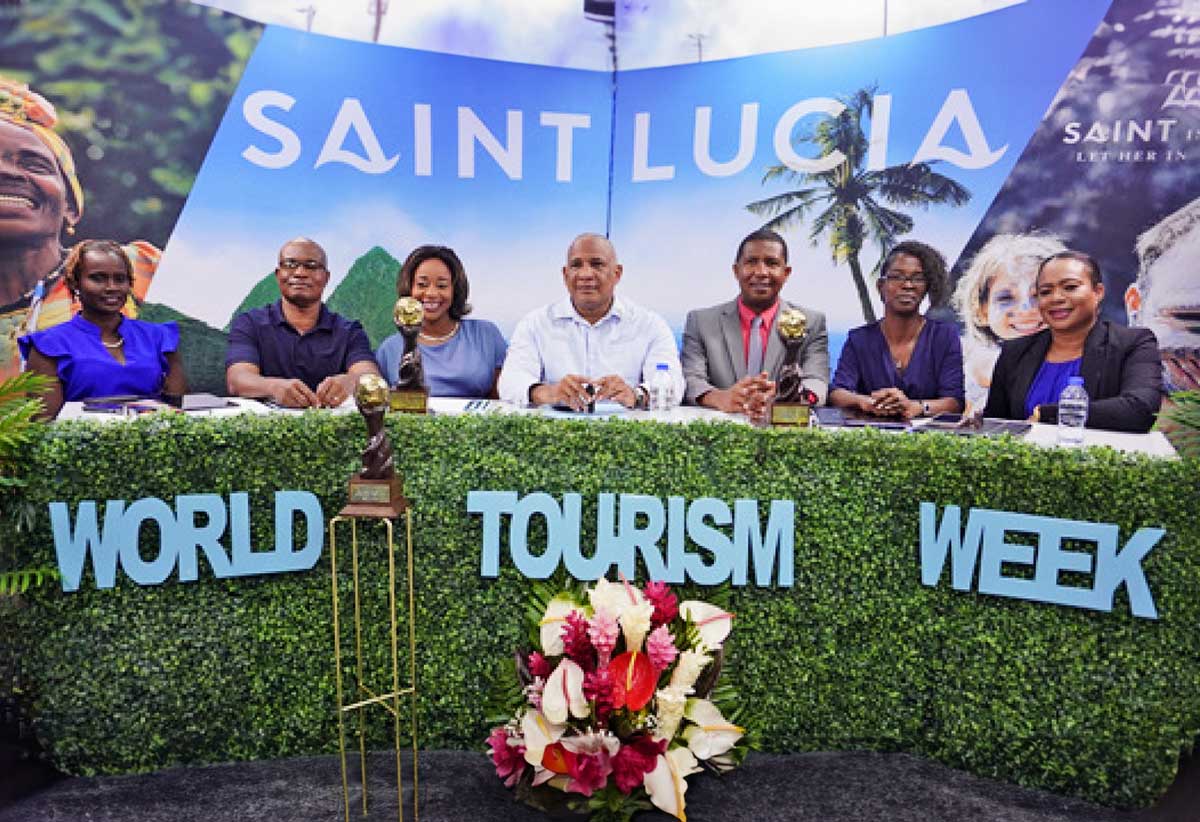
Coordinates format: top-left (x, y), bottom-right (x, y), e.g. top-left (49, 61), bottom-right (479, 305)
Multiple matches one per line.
top-left (561, 611), bottom-right (596, 671)
top-left (566, 751), bottom-right (612, 796)
top-left (527, 651), bottom-right (552, 680)
top-left (588, 610), bottom-right (619, 667)
top-left (646, 624), bottom-right (678, 671)
top-left (611, 734), bottom-right (667, 794)
top-left (583, 667), bottom-right (616, 723)
top-left (487, 726), bottom-right (526, 788)
top-left (643, 581), bottom-right (679, 627)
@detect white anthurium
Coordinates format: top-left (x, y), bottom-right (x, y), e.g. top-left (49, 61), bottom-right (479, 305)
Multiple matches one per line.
top-left (542, 658), bottom-right (588, 724)
top-left (681, 699), bottom-right (744, 760)
top-left (679, 600), bottom-right (733, 649)
top-left (521, 709), bottom-right (565, 769)
top-left (539, 595), bottom-right (578, 656)
top-left (589, 577), bottom-right (644, 622)
top-left (644, 746), bottom-right (701, 821)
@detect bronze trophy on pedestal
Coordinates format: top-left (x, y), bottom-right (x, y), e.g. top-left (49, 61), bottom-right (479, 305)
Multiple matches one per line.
top-left (342, 373), bottom-right (406, 517)
top-left (771, 308), bottom-right (813, 427)
top-left (389, 296), bottom-right (428, 414)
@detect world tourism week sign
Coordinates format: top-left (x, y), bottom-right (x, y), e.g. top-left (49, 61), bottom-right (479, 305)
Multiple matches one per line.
top-left (47, 492), bottom-right (1165, 620)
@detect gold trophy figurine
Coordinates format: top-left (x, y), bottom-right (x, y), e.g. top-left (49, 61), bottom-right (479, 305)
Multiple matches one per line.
top-left (390, 296), bottom-right (429, 413)
top-left (342, 373), bottom-right (407, 517)
top-left (771, 308), bottom-right (813, 427)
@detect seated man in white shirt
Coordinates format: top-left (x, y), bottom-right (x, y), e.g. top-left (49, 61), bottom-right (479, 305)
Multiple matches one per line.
top-left (498, 233), bottom-right (684, 410)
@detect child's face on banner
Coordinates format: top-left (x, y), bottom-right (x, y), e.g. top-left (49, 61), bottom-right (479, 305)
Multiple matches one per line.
top-left (981, 268), bottom-right (1043, 340)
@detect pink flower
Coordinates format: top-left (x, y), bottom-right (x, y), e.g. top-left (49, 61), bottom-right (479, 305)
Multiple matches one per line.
top-left (587, 610), bottom-right (619, 667)
top-left (645, 624), bottom-right (678, 671)
top-left (611, 734), bottom-right (667, 794)
top-left (561, 611), bottom-right (596, 671)
top-left (525, 677), bottom-right (545, 711)
top-left (527, 651), bottom-right (552, 680)
top-left (583, 667), bottom-right (616, 723)
top-left (566, 749), bottom-right (613, 797)
top-left (487, 727), bottom-right (526, 788)
top-left (644, 581), bottom-right (679, 627)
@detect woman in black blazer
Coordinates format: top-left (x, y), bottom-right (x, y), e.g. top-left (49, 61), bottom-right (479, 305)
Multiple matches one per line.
top-left (983, 251), bottom-right (1163, 433)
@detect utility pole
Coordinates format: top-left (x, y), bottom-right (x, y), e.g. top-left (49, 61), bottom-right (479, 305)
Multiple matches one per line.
top-left (296, 4), bottom-right (316, 32)
top-left (687, 33), bottom-right (706, 62)
top-left (882, 0), bottom-right (889, 37)
top-left (367, 0), bottom-right (389, 43)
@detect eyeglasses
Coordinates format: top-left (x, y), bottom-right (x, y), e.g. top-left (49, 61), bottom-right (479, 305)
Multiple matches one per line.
top-left (278, 259), bottom-right (326, 271)
top-left (882, 273), bottom-right (928, 286)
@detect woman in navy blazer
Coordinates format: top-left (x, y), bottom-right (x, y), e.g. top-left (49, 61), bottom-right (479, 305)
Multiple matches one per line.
top-left (983, 251), bottom-right (1162, 433)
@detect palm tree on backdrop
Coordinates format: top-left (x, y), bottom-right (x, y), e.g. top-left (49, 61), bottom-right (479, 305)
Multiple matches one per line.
top-left (746, 86), bottom-right (971, 323)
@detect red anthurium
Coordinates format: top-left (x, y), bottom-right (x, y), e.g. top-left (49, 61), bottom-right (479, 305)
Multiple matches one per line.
top-left (608, 650), bottom-right (656, 711)
top-left (541, 741), bottom-right (577, 775)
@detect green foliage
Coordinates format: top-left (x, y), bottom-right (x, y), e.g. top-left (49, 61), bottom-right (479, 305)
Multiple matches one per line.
top-left (1159, 391), bottom-right (1200, 459)
top-left (2, 414), bottom-right (1198, 810)
top-left (0, 0), bottom-right (262, 246)
top-left (327, 246), bottom-right (403, 347)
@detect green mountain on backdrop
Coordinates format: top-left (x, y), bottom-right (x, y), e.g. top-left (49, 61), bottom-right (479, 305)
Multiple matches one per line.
top-left (223, 246), bottom-right (400, 347)
top-left (140, 302), bottom-right (229, 395)
top-left (327, 246), bottom-right (401, 347)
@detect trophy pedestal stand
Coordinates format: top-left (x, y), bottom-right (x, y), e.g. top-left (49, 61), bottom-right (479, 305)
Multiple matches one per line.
top-left (329, 498), bottom-right (418, 822)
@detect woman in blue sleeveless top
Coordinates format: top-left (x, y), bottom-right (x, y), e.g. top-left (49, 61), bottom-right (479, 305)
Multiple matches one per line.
top-left (19, 239), bottom-right (185, 418)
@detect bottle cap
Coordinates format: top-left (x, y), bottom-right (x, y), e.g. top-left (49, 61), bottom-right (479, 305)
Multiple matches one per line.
top-left (1068, 376), bottom-right (1084, 386)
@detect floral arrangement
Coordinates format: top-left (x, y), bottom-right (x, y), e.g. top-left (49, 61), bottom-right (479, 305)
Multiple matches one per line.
top-left (486, 576), bottom-right (749, 821)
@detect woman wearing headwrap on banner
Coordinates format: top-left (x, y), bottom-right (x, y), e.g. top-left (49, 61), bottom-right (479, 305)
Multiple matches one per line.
top-left (0, 76), bottom-right (158, 380)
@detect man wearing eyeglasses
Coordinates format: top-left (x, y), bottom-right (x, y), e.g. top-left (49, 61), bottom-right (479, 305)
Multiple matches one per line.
top-left (225, 237), bottom-right (379, 407)
top-left (681, 229), bottom-right (829, 421)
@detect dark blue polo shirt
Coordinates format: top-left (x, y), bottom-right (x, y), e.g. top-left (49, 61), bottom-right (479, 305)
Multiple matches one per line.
top-left (226, 301), bottom-right (376, 391)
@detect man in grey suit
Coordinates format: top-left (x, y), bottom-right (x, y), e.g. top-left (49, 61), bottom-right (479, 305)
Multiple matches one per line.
top-left (681, 229), bottom-right (829, 420)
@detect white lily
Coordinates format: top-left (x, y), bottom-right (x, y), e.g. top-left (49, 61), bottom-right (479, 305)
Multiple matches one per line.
top-left (538, 595), bottom-right (577, 656)
top-left (542, 658), bottom-right (588, 724)
top-left (521, 709), bottom-right (565, 768)
top-left (681, 699), bottom-right (744, 759)
top-left (644, 747), bottom-right (701, 821)
top-left (679, 600), bottom-right (733, 649)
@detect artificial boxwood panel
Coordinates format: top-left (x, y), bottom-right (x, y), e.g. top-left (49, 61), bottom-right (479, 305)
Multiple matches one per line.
top-left (4, 413), bottom-right (1198, 808)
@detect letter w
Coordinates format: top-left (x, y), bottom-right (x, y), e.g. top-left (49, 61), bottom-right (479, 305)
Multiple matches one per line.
top-left (49, 501), bottom-right (125, 591)
top-left (919, 503), bottom-right (985, 590)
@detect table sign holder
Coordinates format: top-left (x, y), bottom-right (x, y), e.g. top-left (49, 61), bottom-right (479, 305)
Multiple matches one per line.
top-left (389, 297), bottom-right (428, 414)
top-left (771, 308), bottom-right (814, 427)
top-left (329, 374), bottom-right (419, 822)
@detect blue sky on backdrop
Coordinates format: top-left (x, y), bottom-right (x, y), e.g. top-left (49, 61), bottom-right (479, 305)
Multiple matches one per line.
top-left (157, 0), bottom-right (1109, 349)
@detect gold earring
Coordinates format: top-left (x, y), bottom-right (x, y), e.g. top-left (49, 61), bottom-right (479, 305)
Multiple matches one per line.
top-left (66, 224), bottom-right (76, 236)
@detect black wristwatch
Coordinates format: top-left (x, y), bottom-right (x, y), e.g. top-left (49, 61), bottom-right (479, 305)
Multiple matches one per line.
top-left (921, 400), bottom-right (932, 417)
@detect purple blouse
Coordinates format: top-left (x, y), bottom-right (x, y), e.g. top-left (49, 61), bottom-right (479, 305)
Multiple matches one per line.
top-left (1024, 358), bottom-right (1082, 419)
top-left (831, 319), bottom-right (965, 404)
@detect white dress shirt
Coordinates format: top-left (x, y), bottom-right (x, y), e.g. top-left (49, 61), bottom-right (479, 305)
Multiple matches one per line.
top-left (498, 296), bottom-right (685, 407)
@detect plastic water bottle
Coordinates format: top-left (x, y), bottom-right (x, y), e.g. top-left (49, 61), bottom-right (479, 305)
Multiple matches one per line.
top-left (1056, 376), bottom-right (1088, 447)
top-left (649, 362), bottom-right (675, 413)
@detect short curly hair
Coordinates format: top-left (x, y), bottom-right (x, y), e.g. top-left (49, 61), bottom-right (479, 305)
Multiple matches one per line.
top-left (879, 240), bottom-right (949, 308)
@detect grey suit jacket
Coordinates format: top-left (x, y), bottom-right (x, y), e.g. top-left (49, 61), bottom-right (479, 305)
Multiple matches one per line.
top-left (681, 299), bottom-right (830, 405)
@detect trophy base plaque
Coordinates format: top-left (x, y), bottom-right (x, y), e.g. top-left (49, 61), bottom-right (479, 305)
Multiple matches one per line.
top-left (389, 388), bottom-right (428, 414)
top-left (770, 401), bottom-right (812, 428)
top-left (341, 476), bottom-right (407, 518)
